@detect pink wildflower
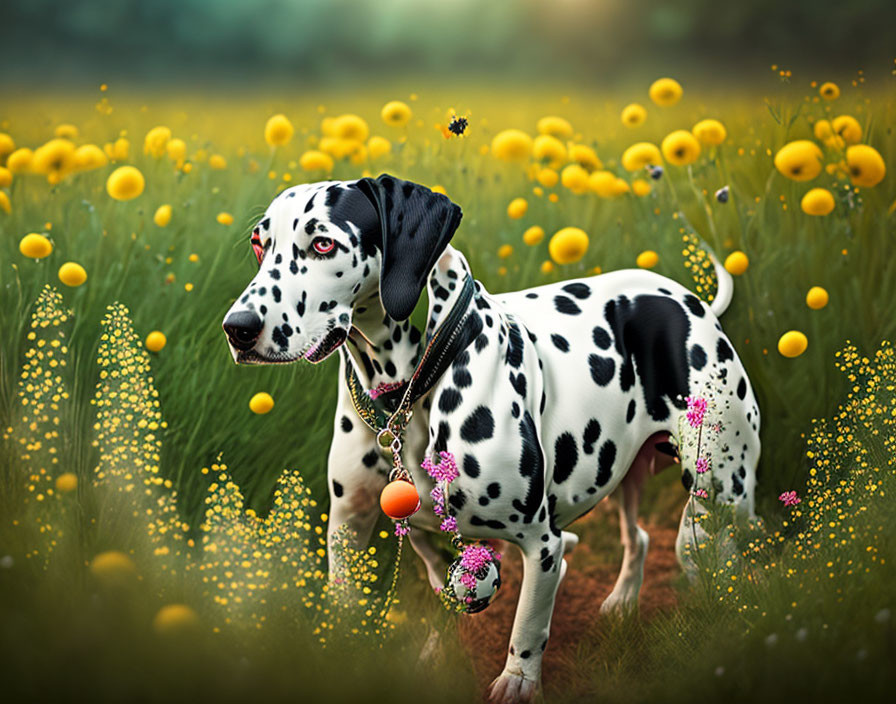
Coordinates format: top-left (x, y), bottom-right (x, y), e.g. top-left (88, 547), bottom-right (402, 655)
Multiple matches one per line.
top-left (422, 450), bottom-right (459, 484)
top-left (394, 520), bottom-right (410, 537)
top-left (696, 456), bottom-right (710, 474)
top-left (440, 515), bottom-right (458, 532)
top-left (694, 488), bottom-right (708, 499)
top-left (461, 544), bottom-right (493, 574)
top-left (779, 490), bottom-right (801, 507)
top-left (460, 572), bottom-right (477, 590)
top-left (686, 396), bottom-right (707, 428)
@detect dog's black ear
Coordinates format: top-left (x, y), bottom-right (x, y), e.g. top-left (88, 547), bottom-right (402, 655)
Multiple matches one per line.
top-left (354, 174), bottom-right (462, 321)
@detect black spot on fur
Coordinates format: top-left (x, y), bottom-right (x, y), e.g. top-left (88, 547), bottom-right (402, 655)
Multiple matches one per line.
top-left (509, 372), bottom-right (527, 397)
top-left (717, 337), bottom-right (734, 363)
top-left (562, 282), bottom-right (591, 300)
top-left (460, 407), bottom-right (494, 443)
top-left (690, 344), bottom-right (707, 370)
top-left (552, 433), bottom-right (578, 484)
top-left (332, 480), bottom-right (344, 498)
top-left (487, 482), bottom-right (501, 499)
top-left (588, 354), bottom-right (615, 386)
top-left (340, 416), bottom-right (353, 433)
top-left (505, 322), bottom-right (524, 368)
top-left (554, 295), bottom-right (581, 315)
top-left (737, 377), bottom-right (747, 400)
top-left (551, 334), bottom-right (569, 352)
top-left (470, 515), bottom-right (506, 530)
top-left (362, 450), bottom-right (379, 468)
top-left (583, 419), bottom-right (601, 454)
top-left (596, 440), bottom-right (616, 486)
top-left (592, 326), bottom-right (612, 350)
top-left (438, 388), bottom-right (462, 413)
top-left (683, 294), bottom-right (705, 317)
top-left (463, 454), bottom-right (480, 478)
top-left (513, 411), bottom-right (545, 521)
top-left (435, 421), bottom-right (451, 452)
top-left (626, 399), bottom-right (636, 423)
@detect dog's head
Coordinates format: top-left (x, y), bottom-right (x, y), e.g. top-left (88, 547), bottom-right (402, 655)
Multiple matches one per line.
top-left (222, 174), bottom-right (462, 365)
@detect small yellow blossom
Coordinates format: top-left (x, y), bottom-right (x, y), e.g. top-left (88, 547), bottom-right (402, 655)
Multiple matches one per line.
top-left (549, 227), bottom-right (589, 265)
top-left (333, 114), bottom-right (370, 142)
top-left (0, 166), bottom-right (11, 188)
top-left (567, 143), bottom-right (601, 170)
top-left (0, 132), bottom-right (15, 160)
top-left (154, 204), bottom-right (172, 227)
top-left (498, 244), bottom-right (513, 259)
top-left (106, 166), bottom-right (145, 200)
top-left (724, 251), bottom-right (749, 275)
top-left (832, 115), bottom-right (862, 144)
top-left (661, 130), bottom-right (701, 166)
top-left (632, 179), bottom-right (651, 196)
top-left (0, 191), bottom-right (9, 214)
top-left (55, 124), bottom-right (79, 139)
top-left (561, 164), bottom-right (589, 194)
top-left (540, 260), bottom-right (555, 274)
top-left (621, 103), bottom-right (647, 127)
top-left (536, 116), bottom-right (574, 139)
top-left (73, 144), bottom-right (108, 171)
top-left (801, 188), bottom-right (835, 215)
top-left (58, 262), bottom-right (87, 287)
top-left (144, 126), bottom-right (172, 157)
top-left (491, 129), bottom-right (533, 161)
top-left (90, 551), bottom-right (137, 586)
top-left (217, 212), bottom-right (234, 226)
top-left (367, 136), bottom-right (392, 159)
top-left (153, 604), bottom-right (200, 636)
top-left (146, 331), bottom-right (167, 352)
top-left (649, 77), bottom-right (683, 106)
top-left (7, 147), bottom-right (33, 173)
top-left (774, 141), bottom-right (823, 182)
top-left (819, 82), bottom-right (840, 100)
top-left (636, 250), bottom-right (659, 269)
top-left (621, 142), bottom-right (663, 171)
top-left (778, 330), bottom-right (808, 358)
top-left (532, 135), bottom-right (567, 168)
top-left (692, 119), bottom-right (727, 145)
top-left (300, 150), bottom-right (334, 172)
top-left (167, 138), bottom-right (187, 162)
top-left (19, 233), bottom-right (53, 259)
top-left (806, 286), bottom-right (829, 310)
top-left (55, 472), bottom-right (78, 493)
top-left (523, 226), bottom-right (545, 246)
top-left (507, 197), bottom-right (528, 219)
top-left (381, 101), bottom-right (412, 127)
top-left (265, 114), bottom-right (294, 147)
top-left (250, 392), bottom-right (275, 414)
top-left (536, 168), bottom-right (559, 188)
top-left (845, 145), bottom-right (885, 187)
top-left (209, 154), bottom-right (227, 170)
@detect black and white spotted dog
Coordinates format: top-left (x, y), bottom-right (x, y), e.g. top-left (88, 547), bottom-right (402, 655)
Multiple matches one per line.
top-left (222, 175), bottom-right (761, 703)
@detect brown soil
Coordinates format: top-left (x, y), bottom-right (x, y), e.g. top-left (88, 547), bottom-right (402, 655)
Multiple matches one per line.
top-left (456, 515), bottom-right (681, 697)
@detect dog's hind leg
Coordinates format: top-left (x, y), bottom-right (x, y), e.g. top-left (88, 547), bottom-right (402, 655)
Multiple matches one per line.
top-left (408, 529), bottom-right (447, 592)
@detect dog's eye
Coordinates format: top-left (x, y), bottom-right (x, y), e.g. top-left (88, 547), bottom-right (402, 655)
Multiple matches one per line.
top-left (250, 229), bottom-right (264, 265)
top-left (312, 237), bottom-right (335, 256)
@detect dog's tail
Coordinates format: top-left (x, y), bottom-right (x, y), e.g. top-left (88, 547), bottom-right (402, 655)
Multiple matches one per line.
top-left (708, 251), bottom-right (733, 318)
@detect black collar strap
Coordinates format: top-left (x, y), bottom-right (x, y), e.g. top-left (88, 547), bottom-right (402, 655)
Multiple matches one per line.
top-left (344, 275), bottom-right (480, 442)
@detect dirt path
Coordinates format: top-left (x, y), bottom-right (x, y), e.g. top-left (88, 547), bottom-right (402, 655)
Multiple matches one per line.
top-left (457, 519), bottom-right (681, 696)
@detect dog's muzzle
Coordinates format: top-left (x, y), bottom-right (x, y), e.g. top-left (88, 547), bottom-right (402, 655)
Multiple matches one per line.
top-left (223, 310), bottom-right (263, 351)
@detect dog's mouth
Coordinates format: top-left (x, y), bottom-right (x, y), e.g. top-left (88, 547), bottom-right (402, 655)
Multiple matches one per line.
top-left (234, 349), bottom-right (299, 365)
top-left (302, 328), bottom-right (348, 364)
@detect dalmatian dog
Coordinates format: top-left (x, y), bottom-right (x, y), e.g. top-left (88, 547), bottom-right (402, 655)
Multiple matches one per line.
top-left (222, 175), bottom-right (761, 703)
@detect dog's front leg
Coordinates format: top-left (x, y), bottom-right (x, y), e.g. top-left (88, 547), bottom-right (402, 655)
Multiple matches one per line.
top-left (489, 536), bottom-right (564, 704)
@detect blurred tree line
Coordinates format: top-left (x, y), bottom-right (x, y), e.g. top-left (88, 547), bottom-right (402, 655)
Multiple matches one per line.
top-left (2, 0), bottom-right (893, 84)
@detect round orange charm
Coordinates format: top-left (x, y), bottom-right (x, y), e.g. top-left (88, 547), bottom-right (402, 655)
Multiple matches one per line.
top-left (380, 480), bottom-right (421, 520)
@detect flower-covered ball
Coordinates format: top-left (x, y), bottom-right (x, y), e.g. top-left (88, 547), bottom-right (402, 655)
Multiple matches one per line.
top-left (445, 544), bottom-right (502, 613)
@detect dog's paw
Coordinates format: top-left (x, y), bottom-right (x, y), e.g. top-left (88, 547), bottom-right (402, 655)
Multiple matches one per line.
top-left (599, 591), bottom-right (638, 617)
top-left (488, 669), bottom-right (538, 704)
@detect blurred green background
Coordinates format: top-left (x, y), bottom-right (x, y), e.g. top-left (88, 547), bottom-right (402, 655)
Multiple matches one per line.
top-left (3, 0), bottom-right (895, 86)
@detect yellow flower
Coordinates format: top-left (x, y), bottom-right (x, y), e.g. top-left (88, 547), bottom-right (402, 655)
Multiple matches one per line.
top-left (144, 126), bottom-right (172, 157)
top-left (209, 154), bottom-right (227, 170)
top-left (498, 244), bottom-right (514, 259)
top-left (217, 212), bottom-right (234, 226)
top-left (845, 145), bottom-right (885, 187)
top-left (778, 330), bottom-right (808, 358)
top-left (154, 204), bottom-right (172, 227)
top-left (588, 171), bottom-right (616, 198)
top-left (568, 143), bottom-right (602, 171)
top-left (381, 101), bottom-right (412, 127)
top-left (368, 136), bottom-right (392, 159)
top-left (250, 392), bottom-right (274, 414)
top-left (813, 119), bottom-right (834, 141)
top-left (106, 166), bottom-right (145, 201)
top-left (819, 82), bottom-right (840, 100)
top-left (73, 144), bottom-right (108, 171)
top-left (536, 116), bottom-right (574, 139)
top-left (300, 150), bottom-right (334, 172)
top-left (649, 77), bottom-right (683, 106)
top-left (532, 135), bottom-right (568, 168)
top-left (145, 331), bottom-right (167, 352)
top-left (32, 139), bottom-right (76, 178)
top-left (507, 197), bottom-right (528, 219)
top-left (265, 114), bottom-right (294, 147)
top-left (55, 124), bottom-right (79, 139)
top-left (0, 191), bottom-right (9, 215)
top-left (832, 115), bottom-right (862, 145)
top-left (561, 164), bottom-right (589, 194)
top-left (19, 233), bottom-right (53, 259)
top-left (0, 132), bottom-right (15, 160)
top-left (773, 141), bottom-right (823, 182)
top-left (621, 142), bottom-right (663, 172)
top-left (661, 130), bottom-right (701, 166)
top-left (536, 167), bottom-right (559, 188)
top-left (58, 262), bottom-right (87, 287)
top-left (549, 227), bottom-right (589, 264)
top-left (632, 179), bottom-right (651, 197)
top-left (7, 147), bottom-right (33, 173)
top-left (540, 260), bottom-right (555, 274)
top-left (523, 226), bottom-right (544, 246)
top-left (801, 188), bottom-right (835, 215)
top-left (55, 472), bottom-right (78, 493)
top-left (0, 166), bottom-right (11, 188)
top-left (167, 138), bottom-right (187, 163)
top-left (806, 286), bottom-right (829, 310)
top-left (104, 137), bottom-right (130, 162)
top-left (90, 551), bottom-right (137, 586)
top-left (724, 251), bottom-right (749, 275)
top-left (692, 119), bottom-right (727, 146)
top-left (153, 604), bottom-right (200, 636)
top-left (333, 114), bottom-right (370, 142)
top-left (636, 250), bottom-right (659, 269)
top-left (621, 103), bottom-right (647, 128)
top-left (491, 129), bottom-right (533, 161)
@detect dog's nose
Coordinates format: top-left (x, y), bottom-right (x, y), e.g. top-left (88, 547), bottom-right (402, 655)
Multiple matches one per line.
top-left (223, 310), bottom-right (263, 351)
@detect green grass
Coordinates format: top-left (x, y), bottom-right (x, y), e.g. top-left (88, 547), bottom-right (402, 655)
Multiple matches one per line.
top-left (1, 77), bottom-right (895, 701)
